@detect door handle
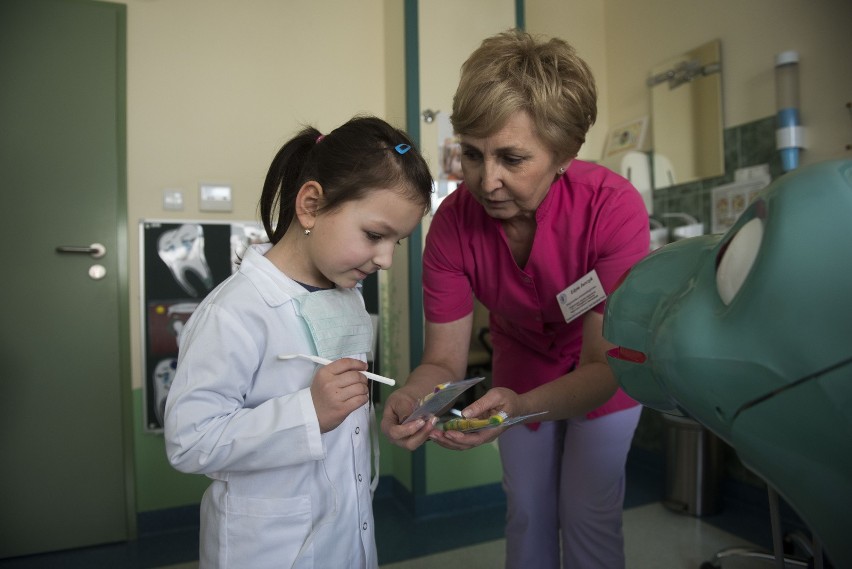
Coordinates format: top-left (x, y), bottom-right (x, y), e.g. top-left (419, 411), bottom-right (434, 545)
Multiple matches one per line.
top-left (56, 243), bottom-right (106, 259)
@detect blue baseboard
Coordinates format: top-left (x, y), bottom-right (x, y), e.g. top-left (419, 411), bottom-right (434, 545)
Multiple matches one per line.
top-left (135, 477), bottom-right (507, 536)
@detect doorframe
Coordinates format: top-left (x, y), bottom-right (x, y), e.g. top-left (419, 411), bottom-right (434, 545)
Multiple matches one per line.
top-left (113, 2), bottom-right (137, 540)
top-left (403, 0), bottom-right (524, 510)
top-left (404, 0), bottom-right (524, 370)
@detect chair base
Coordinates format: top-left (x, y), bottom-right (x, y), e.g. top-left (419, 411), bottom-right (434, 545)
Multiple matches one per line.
top-left (700, 545), bottom-right (808, 568)
top-left (701, 486), bottom-right (828, 569)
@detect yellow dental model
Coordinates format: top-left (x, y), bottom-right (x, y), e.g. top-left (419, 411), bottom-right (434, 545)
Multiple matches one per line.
top-left (441, 411), bottom-right (508, 432)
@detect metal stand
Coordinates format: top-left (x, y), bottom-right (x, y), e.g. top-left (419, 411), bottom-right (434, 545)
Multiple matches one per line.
top-left (700, 486), bottom-right (825, 569)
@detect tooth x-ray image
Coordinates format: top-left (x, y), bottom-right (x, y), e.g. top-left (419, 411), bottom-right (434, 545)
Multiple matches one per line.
top-left (157, 223), bottom-right (215, 297)
top-left (141, 220), bottom-right (267, 431)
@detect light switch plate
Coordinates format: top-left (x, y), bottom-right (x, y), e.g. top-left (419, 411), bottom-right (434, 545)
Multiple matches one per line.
top-left (163, 189), bottom-right (184, 211)
top-left (199, 184), bottom-right (233, 212)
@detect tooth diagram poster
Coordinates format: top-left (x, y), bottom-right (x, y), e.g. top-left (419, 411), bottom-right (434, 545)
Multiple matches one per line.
top-left (140, 220), bottom-right (267, 432)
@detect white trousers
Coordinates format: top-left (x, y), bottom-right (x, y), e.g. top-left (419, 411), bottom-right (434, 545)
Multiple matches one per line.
top-left (498, 405), bottom-right (642, 569)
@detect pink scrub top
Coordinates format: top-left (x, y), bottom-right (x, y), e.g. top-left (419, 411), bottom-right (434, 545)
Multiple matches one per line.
top-left (423, 160), bottom-right (649, 419)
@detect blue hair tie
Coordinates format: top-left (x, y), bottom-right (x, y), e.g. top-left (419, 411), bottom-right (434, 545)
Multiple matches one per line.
top-left (394, 143), bottom-right (411, 155)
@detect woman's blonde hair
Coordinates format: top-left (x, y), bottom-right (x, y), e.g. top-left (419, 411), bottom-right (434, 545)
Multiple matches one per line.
top-left (451, 29), bottom-right (597, 159)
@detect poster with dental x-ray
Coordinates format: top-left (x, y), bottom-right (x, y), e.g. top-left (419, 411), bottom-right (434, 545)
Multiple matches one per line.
top-left (140, 220), bottom-right (267, 432)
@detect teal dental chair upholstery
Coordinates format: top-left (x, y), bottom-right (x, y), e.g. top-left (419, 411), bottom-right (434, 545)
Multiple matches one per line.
top-left (602, 160), bottom-right (852, 568)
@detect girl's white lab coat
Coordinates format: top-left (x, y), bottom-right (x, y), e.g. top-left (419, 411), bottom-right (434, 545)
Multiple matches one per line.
top-left (164, 245), bottom-right (377, 569)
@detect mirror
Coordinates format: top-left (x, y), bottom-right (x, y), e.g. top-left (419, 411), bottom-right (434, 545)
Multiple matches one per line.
top-left (648, 39), bottom-right (724, 189)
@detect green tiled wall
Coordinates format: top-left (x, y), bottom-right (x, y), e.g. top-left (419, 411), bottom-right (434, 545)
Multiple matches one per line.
top-left (651, 116), bottom-right (783, 230)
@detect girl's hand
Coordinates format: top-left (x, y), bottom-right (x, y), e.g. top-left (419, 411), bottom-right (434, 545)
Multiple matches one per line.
top-left (310, 358), bottom-right (370, 433)
top-left (381, 387), bottom-right (438, 450)
top-left (427, 422), bottom-right (503, 450)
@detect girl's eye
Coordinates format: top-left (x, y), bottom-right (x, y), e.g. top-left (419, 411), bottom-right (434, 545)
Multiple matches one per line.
top-left (366, 232), bottom-right (382, 242)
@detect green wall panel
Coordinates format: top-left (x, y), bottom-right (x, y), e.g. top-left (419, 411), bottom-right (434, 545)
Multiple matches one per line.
top-left (132, 389), bottom-right (209, 512)
top-left (426, 441), bottom-right (503, 494)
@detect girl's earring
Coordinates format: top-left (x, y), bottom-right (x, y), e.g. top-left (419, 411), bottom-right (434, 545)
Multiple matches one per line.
top-left (304, 229), bottom-right (311, 236)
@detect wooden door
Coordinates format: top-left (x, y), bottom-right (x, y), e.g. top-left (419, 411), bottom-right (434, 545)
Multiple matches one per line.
top-left (0, 0), bottom-right (131, 557)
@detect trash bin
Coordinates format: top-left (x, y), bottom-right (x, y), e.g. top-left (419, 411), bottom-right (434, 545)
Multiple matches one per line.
top-left (662, 413), bottom-right (723, 517)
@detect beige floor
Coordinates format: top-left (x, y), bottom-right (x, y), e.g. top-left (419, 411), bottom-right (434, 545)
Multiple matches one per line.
top-left (379, 503), bottom-right (768, 569)
top-left (157, 503), bottom-right (771, 569)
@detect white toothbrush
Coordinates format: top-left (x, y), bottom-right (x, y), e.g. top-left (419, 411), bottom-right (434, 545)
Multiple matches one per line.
top-left (277, 354), bottom-right (396, 386)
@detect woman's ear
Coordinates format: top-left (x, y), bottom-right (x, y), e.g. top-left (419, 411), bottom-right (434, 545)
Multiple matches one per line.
top-left (295, 181), bottom-right (323, 230)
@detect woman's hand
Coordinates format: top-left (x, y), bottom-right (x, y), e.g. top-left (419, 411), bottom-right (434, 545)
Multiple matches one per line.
top-left (310, 358), bottom-right (369, 433)
top-left (381, 387), bottom-right (438, 450)
top-left (427, 387), bottom-right (527, 451)
top-left (462, 386), bottom-right (525, 420)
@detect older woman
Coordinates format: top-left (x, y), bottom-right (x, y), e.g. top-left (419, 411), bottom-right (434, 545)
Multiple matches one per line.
top-left (382, 30), bottom-right (649, 569)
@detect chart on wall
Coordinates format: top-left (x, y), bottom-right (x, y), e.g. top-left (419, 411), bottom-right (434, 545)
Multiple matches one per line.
top-left (140, 219), bottom-right (267, 432)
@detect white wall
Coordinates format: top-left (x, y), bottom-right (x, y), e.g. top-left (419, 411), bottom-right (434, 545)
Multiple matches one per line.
top-left (526, 0), bottom-right (610, 161)
top-left (120, 0), bottom-right (852, 389)
top-left (527, 0), bottom-right (852, 167)
top-left (417, 0), bottom-right (516, 174)
top-left (603, 0), bottom-right (852, 166)
top-left (123, 0), bottom-right (392, 389)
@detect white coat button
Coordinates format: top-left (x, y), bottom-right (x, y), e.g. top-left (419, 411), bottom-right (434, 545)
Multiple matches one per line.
top-left (355, 426), bottom-right (360, 434)
top-left (362, 522), bottom-right (368, 531)
top-left (358, 473), bottom-right (363, 482)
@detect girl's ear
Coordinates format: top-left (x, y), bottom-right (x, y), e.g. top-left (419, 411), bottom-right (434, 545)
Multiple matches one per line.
top-left (295, 181), bottom-right (323, 230)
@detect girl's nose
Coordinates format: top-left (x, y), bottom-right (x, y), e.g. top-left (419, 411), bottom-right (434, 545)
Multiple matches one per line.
top-left (374, 243), bottom-right (394, 270)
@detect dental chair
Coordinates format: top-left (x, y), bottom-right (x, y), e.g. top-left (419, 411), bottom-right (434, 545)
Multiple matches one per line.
top-left (601, 160), bottom-right (852, 569)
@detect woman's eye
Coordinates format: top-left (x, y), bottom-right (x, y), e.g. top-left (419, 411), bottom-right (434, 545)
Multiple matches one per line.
top-left (503, 155), bottom-right (524, 166)
top-left (461, 149), bottom-right (481, 161)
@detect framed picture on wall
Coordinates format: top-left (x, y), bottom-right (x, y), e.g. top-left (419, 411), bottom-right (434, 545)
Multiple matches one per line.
top-left (603, 117), bottom-right (649, 158)
top-left (138, 219), bottom-right (385, 432)
top-left (139, 219), bottom-right (267, 432)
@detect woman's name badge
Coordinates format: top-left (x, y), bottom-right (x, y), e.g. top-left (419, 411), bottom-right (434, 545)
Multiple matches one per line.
top-left (557, 270), bottom-right (606, 323)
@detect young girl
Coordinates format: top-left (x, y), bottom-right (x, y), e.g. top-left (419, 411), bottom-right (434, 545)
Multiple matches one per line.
top-left (164, 116), bottom-right (433, 569)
